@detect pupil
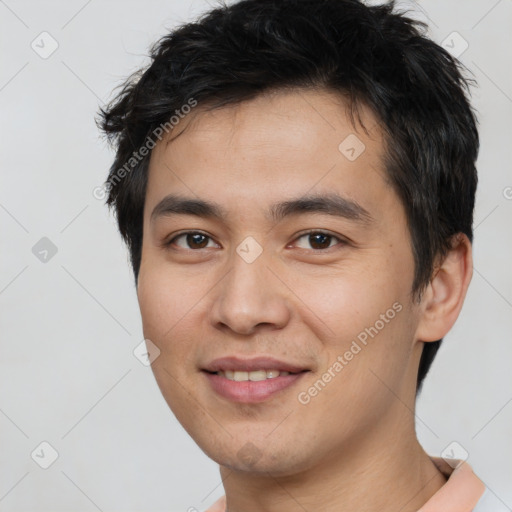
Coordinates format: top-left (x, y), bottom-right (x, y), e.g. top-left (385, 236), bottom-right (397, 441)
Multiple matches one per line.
top-left (311, 233), bottom-right (330, 249)
top-left (188, 233), bottom-right (208, 248)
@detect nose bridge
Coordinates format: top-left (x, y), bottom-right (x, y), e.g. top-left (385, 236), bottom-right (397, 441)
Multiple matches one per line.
top-left (210, 240), bottom-right (290, 334)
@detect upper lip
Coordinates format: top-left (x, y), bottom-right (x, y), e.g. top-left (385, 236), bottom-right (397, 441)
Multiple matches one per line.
top-left (203, 356), bottom-right (308, 373)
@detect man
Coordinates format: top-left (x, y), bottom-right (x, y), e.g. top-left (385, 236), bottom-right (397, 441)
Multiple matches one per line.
top-left (97, 0), bottom-right (489, 509)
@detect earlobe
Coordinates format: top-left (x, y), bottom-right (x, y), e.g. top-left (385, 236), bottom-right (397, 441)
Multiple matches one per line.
top-left (415, 234), bottom-right (473, 343)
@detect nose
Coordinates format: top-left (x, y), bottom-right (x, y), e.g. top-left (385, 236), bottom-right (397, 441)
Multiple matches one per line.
top-left (209, 247), bottom-right (292, 336)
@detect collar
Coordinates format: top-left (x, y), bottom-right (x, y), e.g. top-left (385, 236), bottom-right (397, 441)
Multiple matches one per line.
top-left (205, 457), bottom-right (486, 512)
top-left (417, 457), bottom-right (485, 511)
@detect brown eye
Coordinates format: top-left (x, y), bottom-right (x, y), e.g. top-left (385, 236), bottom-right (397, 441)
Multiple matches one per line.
top-left (186, 233), bottom-right (209, 249)
top-left (308, 233), bottom-right (332, 249)
top-left (167, 231), bottom-right (216, 250)
top-left (293, 231), bottom-right (343, 250)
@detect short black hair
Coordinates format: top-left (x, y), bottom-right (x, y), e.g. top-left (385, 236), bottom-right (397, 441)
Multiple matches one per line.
top-left (97, 0), bottom-right (479, 393)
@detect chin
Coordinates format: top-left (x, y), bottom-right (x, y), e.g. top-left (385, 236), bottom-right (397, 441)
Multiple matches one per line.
top-left (200, 437), bottom-right (315, 476)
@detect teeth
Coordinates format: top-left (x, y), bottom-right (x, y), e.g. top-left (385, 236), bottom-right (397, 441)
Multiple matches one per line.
top-left (216, 369), bottom-right (293, 381)
top-left (233, 371), bottom-right (249, 381)
top-left (249, 370), bottom-right (267, 381)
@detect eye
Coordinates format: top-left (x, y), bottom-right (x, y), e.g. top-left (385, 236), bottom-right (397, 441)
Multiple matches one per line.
top-left (166, 231), bottom-right (218, 250)
top-left (291, 230), bottom-right (345, 250)
top-left (164, 230), bottom-right (346, 252)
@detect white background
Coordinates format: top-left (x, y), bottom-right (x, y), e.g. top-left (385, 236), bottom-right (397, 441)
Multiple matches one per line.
top-left (1, 0), bottom-right (511, 510)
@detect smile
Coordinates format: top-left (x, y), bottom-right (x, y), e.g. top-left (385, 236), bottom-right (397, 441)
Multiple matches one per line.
top-left (203, 370), bottom-right (308, 403)
top-left (215, 369), bottom-right (293, 381)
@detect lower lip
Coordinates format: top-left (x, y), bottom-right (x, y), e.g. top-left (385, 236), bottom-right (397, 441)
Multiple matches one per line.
top-left (203, 371), bottom-right (307, 403)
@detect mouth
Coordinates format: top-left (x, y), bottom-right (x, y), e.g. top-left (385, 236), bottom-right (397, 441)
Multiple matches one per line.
top-left (201, 356), bottom-right (310, 403)
top-left (208, 369), bottom-right (298, 381)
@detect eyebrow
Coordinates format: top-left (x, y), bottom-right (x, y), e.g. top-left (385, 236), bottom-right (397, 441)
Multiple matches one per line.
top-left (150, 192), bottom-right (373, 225)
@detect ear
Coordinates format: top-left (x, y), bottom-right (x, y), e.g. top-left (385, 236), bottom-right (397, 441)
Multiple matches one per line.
top-left (415, 233), bottom-right (473, 342)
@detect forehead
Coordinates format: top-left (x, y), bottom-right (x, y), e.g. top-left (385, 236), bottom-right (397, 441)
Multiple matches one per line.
top-left (144, 88), bottom-right (391, 221)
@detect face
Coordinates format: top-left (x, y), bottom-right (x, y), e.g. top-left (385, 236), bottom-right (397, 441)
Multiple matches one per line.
top-left (137, 89), bottom-right (423, 475)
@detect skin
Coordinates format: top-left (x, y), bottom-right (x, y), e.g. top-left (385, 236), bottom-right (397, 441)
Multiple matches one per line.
top-left (137, 88), bottom-right (473, 511)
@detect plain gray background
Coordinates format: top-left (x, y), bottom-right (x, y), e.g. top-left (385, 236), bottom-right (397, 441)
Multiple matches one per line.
top-left (1, 0), bottom-right (511, 510)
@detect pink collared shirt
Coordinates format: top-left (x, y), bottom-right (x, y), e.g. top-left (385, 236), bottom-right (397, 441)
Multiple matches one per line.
top-left (204, 457), bottom-right (486, 512)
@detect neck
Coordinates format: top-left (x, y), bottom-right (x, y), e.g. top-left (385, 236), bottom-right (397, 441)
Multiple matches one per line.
top-left (219, 406), bottom-right (446, 512)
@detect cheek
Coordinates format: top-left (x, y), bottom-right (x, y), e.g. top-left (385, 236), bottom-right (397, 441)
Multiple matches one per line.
top-left (137, 258), bottom-right (193, 347)
top-left (136, 256), bottom-right (218, 382)
top-left (290, 264), bottom-right (402, 342)
top-left (293, 304), bottom-right (414, 444)
top-left (137, 276), bottom-right (172, 339)
top-left (290, 264), bottom-right (414, 395)
top-left (137, 262), bottom-right (205, 414)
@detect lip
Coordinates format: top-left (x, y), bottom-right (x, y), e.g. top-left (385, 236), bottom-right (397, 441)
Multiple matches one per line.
top-left (202, 356), bottom-right (309, 403)
top-left (203, 371), bottom-right (308, 403)
top-left (202, 356), bottom-right (307, 373)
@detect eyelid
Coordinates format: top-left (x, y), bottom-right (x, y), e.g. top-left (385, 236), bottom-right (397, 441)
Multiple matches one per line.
top-left (163, 230), bottom-right (219, 249)
top-left (290, 229), bottom-right (347, 250)
top-left (163, 229), bottom-right (348, 251)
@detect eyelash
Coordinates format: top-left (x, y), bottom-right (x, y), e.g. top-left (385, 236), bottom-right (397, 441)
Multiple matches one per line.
top-left (164, 229), bottom-right (346, 252)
